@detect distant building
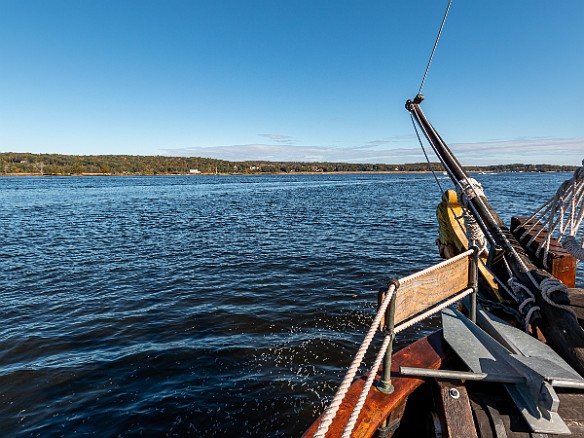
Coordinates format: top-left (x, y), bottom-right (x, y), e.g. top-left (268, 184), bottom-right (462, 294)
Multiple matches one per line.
top-left (189, 169), bottom-right (201, 174)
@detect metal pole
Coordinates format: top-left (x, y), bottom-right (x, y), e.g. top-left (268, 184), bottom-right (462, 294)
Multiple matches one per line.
top-left (399, 367), bottom-right (525, 384)
top-left (470, 245), bottom-right (479, 323)
top-left (378, 292), bottom-right (396, 394)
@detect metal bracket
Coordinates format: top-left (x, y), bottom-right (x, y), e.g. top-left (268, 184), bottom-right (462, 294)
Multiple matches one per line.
top-left (377, 418), bottom-right (401, 437)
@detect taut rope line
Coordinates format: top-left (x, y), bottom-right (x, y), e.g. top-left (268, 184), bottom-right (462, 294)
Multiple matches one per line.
top-left (418, 0), bottom-right (454, 96)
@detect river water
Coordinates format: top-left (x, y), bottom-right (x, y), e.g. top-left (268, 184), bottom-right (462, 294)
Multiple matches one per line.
top-left (1, 172), bottom-right (581, 437)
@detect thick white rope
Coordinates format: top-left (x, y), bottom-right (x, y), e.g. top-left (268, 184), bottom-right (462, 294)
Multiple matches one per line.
top-left (341, 335), bottom-right (392, 438)
top-left (517, 161), bottom-right (584, 267)
top-left (457, 177), bottom-right (485, 203)
top-left (313, 285), bottom-right (396, 438)
top-left (463, 211), bottom-right (487, 255)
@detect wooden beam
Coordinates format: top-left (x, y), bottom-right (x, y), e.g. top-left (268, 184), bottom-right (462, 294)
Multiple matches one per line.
top-left (434, 379), bottom-right (478, 438)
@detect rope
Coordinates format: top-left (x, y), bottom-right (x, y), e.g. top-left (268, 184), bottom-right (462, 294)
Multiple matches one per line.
top-left (418, 0), bottom-right (454, 96)
top-left (540, 278), bottom-right (578, 318)
top-left (478, 295), bottom-right (524, 324)
top-left (463, 211), bottom-right (487, 254)
top-left (563, 235), bottom-right (584, 260)
top-left (479, 258), bottom-right (518, 302)
top-left (341, 335), bottom-right (392, 438)
top-left (508, 276), bottom-right (540, 332)
top-left (503, 250), bottom-right (540, 331)
top-left (313, 285), bottom-right (396, 438)
top-left (411, 113), bottom-right (448, 194)
top-left (516, 161), bottom-right (584, 267)
top-left (457, 177), bottom-right (485, 204)
top-left (399, 248), bottom-right (474, 286)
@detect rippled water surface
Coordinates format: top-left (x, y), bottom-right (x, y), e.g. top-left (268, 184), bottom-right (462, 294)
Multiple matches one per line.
top-left (1, 172), bottom-right (580, 437)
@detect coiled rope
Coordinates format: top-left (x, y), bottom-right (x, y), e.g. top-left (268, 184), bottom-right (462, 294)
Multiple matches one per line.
top-left (508, 276), bottom-right (540, 332)
top-left (540, 277), bottom-right (578, 318)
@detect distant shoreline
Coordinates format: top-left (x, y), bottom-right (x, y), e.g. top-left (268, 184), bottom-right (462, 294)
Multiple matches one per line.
top-left (0, 170), bottom-right (565, 177)
top-left (1, 152), bottom-right (577, 175)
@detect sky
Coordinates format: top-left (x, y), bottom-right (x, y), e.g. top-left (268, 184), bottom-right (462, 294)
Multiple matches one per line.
top-left (0, 1), bottom-right (582, 166)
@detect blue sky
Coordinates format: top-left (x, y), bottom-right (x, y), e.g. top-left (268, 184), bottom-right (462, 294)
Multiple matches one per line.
top-left (0, 1), bottom-right (582, 165)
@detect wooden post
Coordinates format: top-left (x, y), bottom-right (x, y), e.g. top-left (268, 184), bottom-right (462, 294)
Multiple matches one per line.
top-left (434, 379), bottom-right (478, 438)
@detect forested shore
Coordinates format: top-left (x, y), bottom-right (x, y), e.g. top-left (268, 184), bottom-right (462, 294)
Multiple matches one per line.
top-left (0, 152), bottom-right (576, 176)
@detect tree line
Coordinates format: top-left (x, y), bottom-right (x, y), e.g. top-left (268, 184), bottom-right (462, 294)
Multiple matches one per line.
top-left (0, 152), bottom-right (577, 175)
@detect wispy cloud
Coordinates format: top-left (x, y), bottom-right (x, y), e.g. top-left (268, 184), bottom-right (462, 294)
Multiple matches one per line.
top-left (162, 137), bottom-right (583, 166)
top-left (258, 134), bottom-right (294, 144)
top-left (450, 137), bottom-right (584, 165)
top-left (351, 137), bottom-right (414, 150)
top-left (163, 143), bottom-right (425, 163)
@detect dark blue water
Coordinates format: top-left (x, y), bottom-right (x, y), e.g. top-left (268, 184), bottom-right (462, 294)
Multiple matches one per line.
top-left (1, 172), bottom-right (580, 437)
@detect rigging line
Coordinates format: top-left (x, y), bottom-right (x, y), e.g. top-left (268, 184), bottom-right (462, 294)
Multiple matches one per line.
top-left (410, 113), bottom-right (448, 195)
top-left (418, 0), bottom-right (454, 96)
top-left (411, 111), bottom-right (497, 248)
top-left (411, 113), bottom-right (486, 249)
